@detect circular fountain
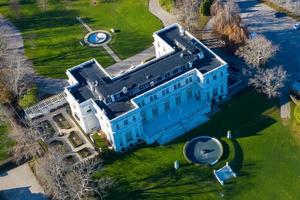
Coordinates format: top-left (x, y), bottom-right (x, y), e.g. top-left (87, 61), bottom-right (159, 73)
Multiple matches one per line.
top-left (84, 30), bottom-right (111, 47)
top-left (183, 136), bottom-right (223, 166)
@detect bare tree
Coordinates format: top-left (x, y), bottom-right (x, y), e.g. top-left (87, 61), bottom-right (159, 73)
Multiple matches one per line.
top-left (249, 66), bottom-right (287, 98)
top-left (0, 53), bottom-right (33, 98)
top-left (10, 123), bottom-right (46, 164)
top-left (236, 35), bottom-right (279, 68)
top-left (175, 0), bottom-right (201, 31)
top-left (211, 0), bottom-right (247, 45)
top-left (35, 147), bottom-right (114, 200)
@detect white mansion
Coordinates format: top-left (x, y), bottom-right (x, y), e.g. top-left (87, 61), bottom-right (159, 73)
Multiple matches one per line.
top-left (65, 24), bottom-right (228, 152)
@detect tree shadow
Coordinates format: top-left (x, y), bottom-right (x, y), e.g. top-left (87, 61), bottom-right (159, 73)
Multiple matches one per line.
top-left (229, 138), bottom-right (244, 173)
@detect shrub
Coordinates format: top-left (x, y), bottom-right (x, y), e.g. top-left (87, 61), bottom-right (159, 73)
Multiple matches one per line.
top-left (159, 0), bottom-right (174, 12)
top-left (18, 85), bottom-right (38, 109)
top-left (200, 0), bottom-right (212, 16)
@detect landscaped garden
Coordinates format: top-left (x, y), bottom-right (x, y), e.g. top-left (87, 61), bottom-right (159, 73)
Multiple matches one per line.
top-left (96, 90), bottom-right (300, 200)
top-left (0, 0), bottom-right (161, 78)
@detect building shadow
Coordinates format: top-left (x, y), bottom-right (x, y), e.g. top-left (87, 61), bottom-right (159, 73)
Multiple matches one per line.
top-left (0, 187), bottom-right (47, 200)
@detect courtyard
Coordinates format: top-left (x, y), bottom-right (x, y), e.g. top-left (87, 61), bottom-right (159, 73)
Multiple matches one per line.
top-left (96, 90), bottom-right (300, 200)
top-left (31, 105), bottom-right (98, 165)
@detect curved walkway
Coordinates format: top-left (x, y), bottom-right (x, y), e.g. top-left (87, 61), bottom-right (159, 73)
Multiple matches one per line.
top-left (149, 0), bottom-right (177, 27)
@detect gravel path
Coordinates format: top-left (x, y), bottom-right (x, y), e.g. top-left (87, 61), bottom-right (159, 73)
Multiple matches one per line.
top-left (149, 0), bottom-right (177, 27)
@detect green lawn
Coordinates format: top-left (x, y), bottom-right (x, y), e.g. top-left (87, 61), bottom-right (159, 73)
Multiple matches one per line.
top-left (0, 0), bottom-right (161, 78)
top-left (96, 90), bottom-right (300, 200)
top-left (0, 125), bottom-right (13, 161)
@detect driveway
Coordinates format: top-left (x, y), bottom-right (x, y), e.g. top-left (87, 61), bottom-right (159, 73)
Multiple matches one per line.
top-left (237, 0), bottom-right (300, 88)
top-left (0, 163), bottom-right (47, 200)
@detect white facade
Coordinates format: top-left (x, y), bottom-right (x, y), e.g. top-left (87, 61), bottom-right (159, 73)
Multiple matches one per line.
top-left (65, 24), bottom-right (228, 152)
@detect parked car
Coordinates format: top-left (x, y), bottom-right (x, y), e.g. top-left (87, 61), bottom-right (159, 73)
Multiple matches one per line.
top-left (273, 12), bottom-right (286, 18)
top-left (290, 80), bottom-right (300, 100)
top-left (294, 23), bottom-right (300, 30)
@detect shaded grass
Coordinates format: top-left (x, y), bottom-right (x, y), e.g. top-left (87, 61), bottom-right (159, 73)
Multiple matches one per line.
top-left (0, 125), bottom-right (13, 161)
top-left (0, 0), bottom-right (161, 78)
top-left (96, 90), bottom-right (300, 200)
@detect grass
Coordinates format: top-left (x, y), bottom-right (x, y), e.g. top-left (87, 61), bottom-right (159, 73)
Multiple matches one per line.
top-left (18, 85), bottom-right (38, 109)
top-left (0, 0), bottom-right (161, 78)
top-left (262, 0), bottom-right (300, 21)
top-left (199, 13), bottom-right (210, 30)
top-left (96, 90), bottom-right (300, 200)
top-left (0, 125), bottom-right (13, 162)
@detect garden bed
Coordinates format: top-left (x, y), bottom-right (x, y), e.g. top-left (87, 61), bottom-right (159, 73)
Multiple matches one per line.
top-left (68, 131), bottom-right (85, 148)
top-left (53, 114), bottom-right (72, 129)
top-left (78, 148), bottom-right (92, 159)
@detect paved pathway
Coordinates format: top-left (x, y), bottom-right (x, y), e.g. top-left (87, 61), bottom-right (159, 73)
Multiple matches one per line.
top-left (0, 163), bottom-right (47, 200)
top-left (149, 0), bottom-right (177, 27)
top-left (76, 16), bottom-right (93, 32)
top-left (103, 44), bottom-right (121, 62)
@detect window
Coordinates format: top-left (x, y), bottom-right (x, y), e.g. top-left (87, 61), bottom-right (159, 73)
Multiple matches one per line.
top-left (207, 79), bottom-right (210, 84)
top-left (185, 79), bottom-right (189, 84)
top-left (141, 101), bottom-right (145, 106)
top-left (221, 71), bottom-right (223, 77)
top-left (174, 84), bottom-right (177, 90)
top-left (126, 131), bottom-right (133, 142)
top-left (164, 100), bottom-right (170, 112)
top-left (162, 90), bottom-right (166, 96)
top-left (187, 88), bottom-right (192, 99)
top-left (154, 94), bottom-right (157, 100)
top-left (124, 120), bottom-right (128, 125)
top-left (189, 77), bottom-right (192, 82)
top-left (116, 124), bottom-right (120, 130)
top-left (133, 116), bottom-right (136, 121)
top-left (213, 88), bottom-right (218, 97)
top-left (176, 95), bottom-right (181, 106)
top-left (213, 75), bottom-right (217, 80)
top-left (141, 111), bottom-right (146, 122)
top-left (152, 107), bottom-right (158, 117)
top-left (166, 88), bottom-right (169, 94)
top-left (150, 96), bottom-right (154, 102)
top-left (177, 82), bottom-right (181, 88)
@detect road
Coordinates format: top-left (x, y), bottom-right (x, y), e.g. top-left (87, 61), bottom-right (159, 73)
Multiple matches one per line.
top-left (238, 0), bottom-right (300, 84)
top-left (237, 0), bottom-right (300, 118)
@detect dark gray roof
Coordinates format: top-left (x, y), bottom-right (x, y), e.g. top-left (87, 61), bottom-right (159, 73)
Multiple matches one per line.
top-left (67, 25), bottom-right (223, 120)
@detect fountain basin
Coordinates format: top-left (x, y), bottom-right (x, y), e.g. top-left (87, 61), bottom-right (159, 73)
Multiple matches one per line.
top-left (84, 30), bottom-right (111, 47)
